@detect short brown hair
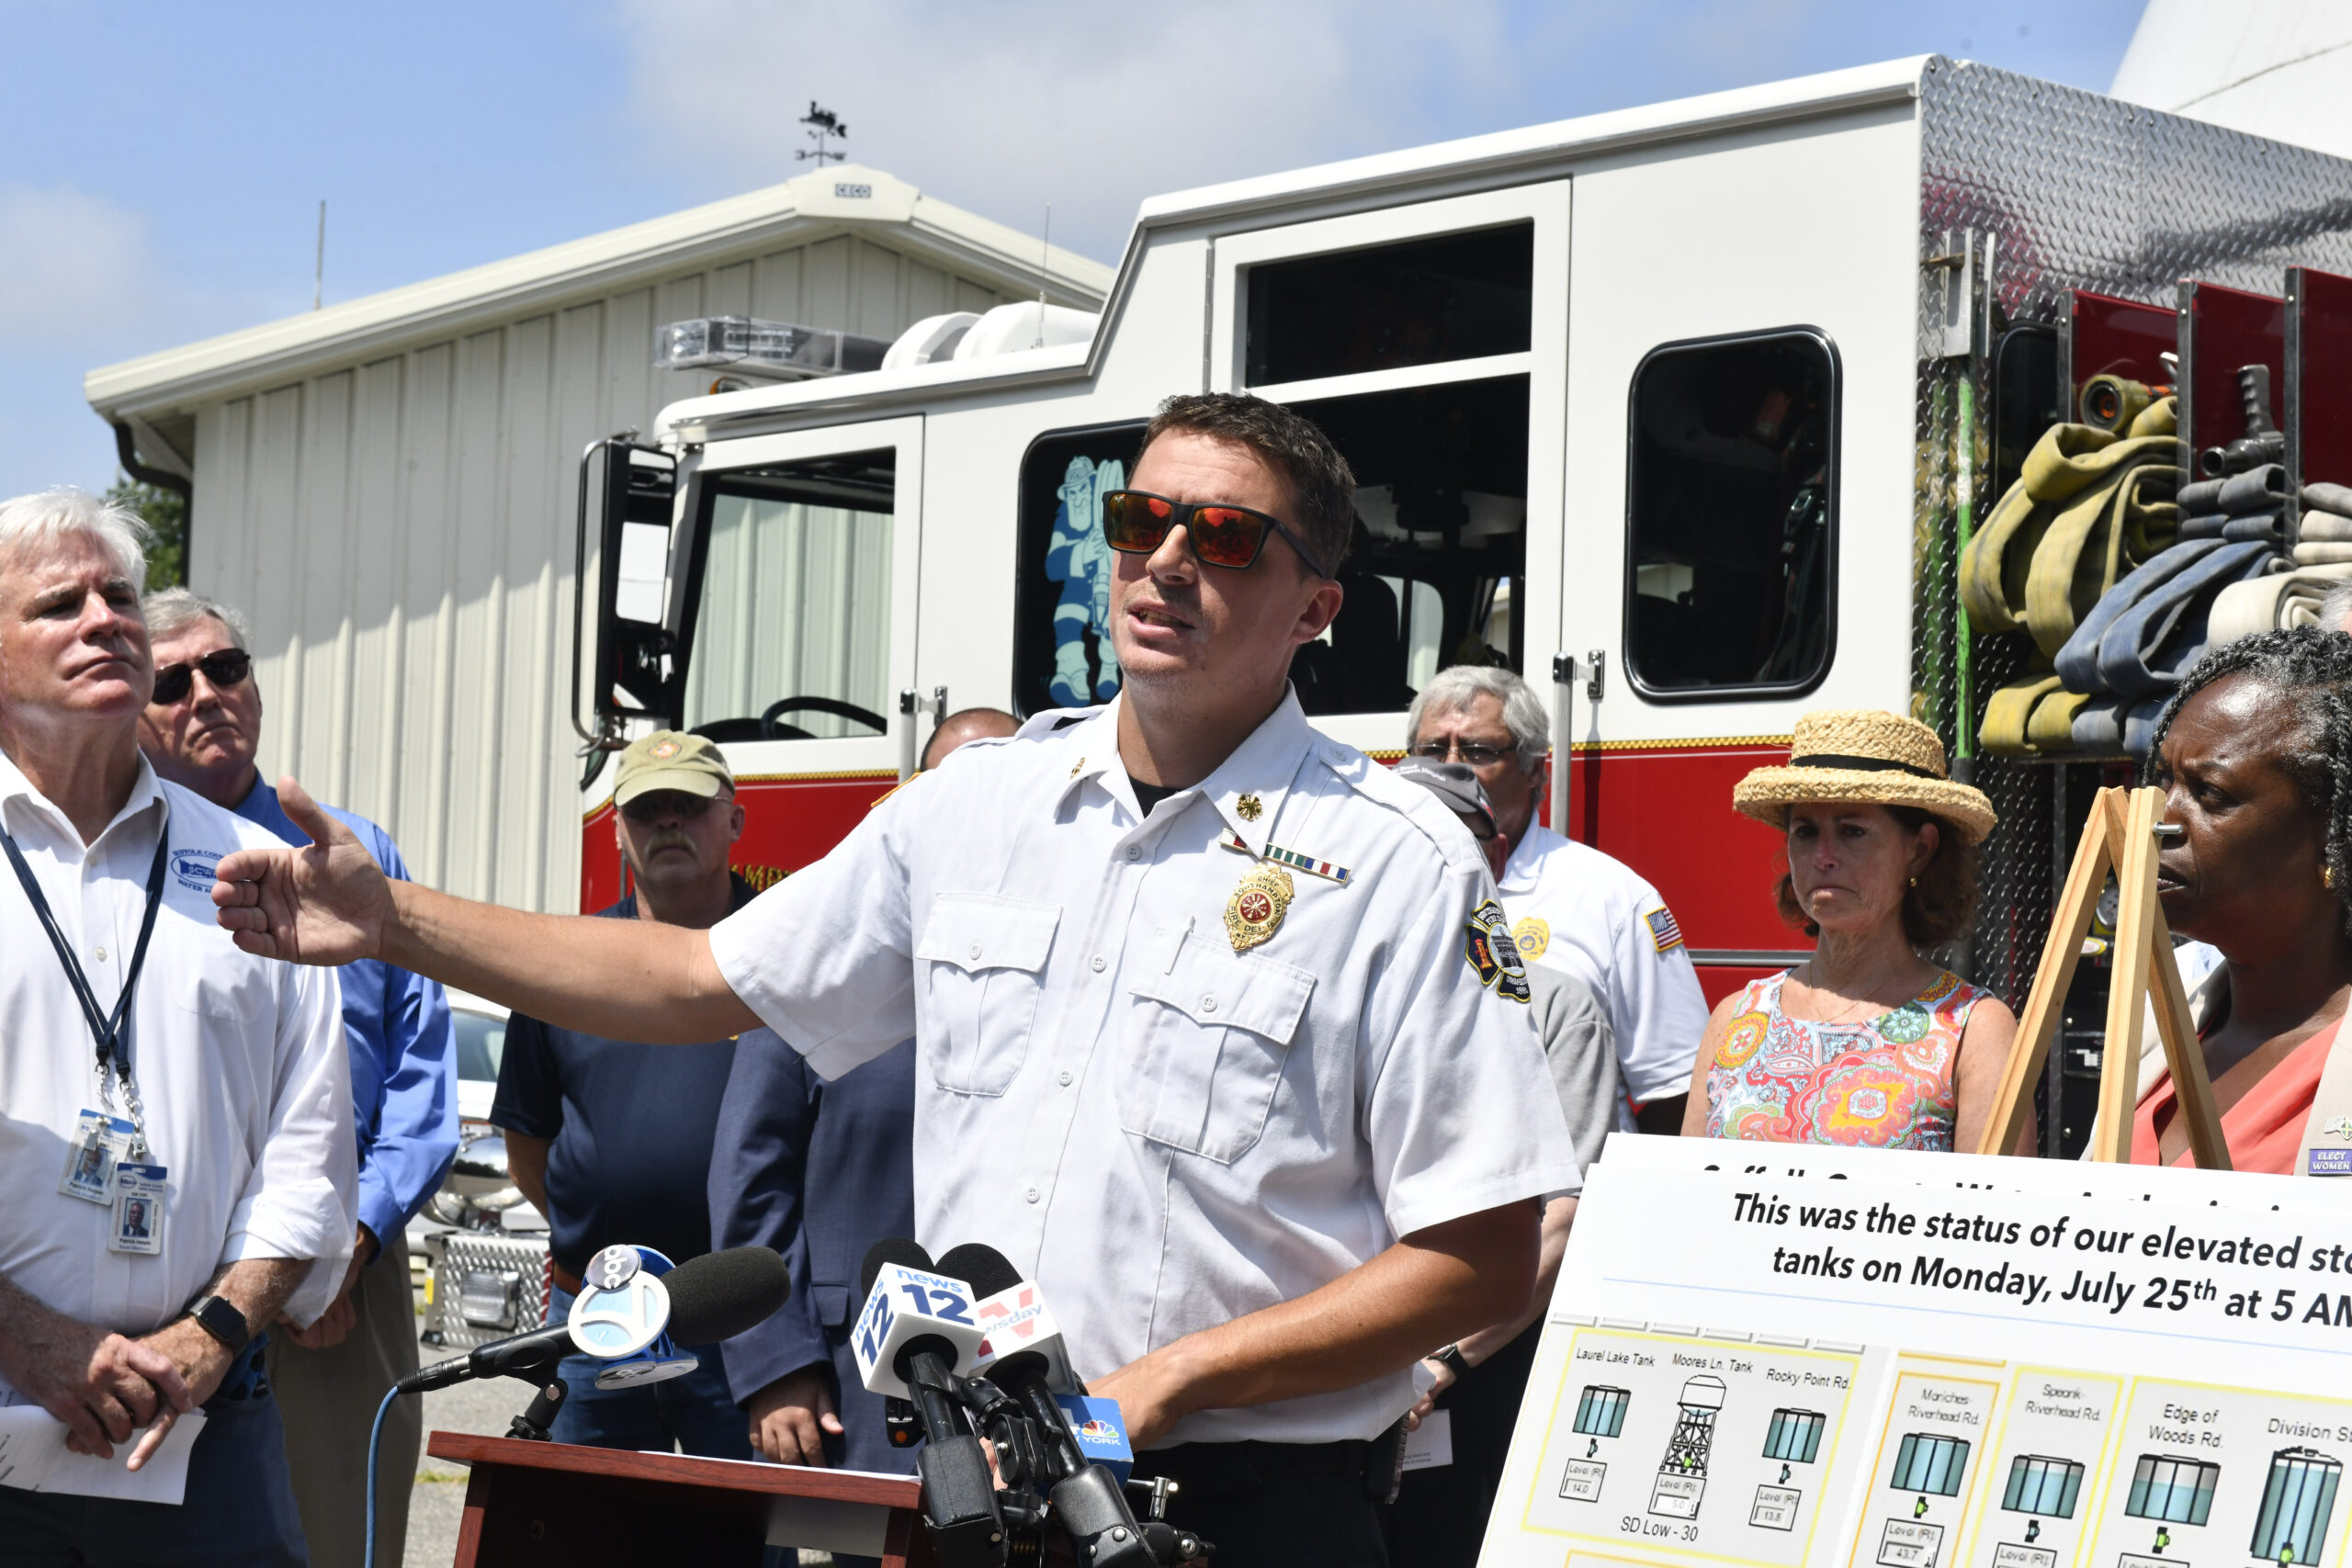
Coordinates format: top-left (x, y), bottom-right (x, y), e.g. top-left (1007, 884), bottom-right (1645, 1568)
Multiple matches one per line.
top-left (1135, 392), bottom-right (1356, 577)
top-left (1771, 805), bottom-right (1981, 949)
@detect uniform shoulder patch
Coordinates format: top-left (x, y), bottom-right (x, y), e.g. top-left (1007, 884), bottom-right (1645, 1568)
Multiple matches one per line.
top-left (1464, 898), bottom-right (1532, 1003)
top-left (1645, 905), bottom-right (1685, 953)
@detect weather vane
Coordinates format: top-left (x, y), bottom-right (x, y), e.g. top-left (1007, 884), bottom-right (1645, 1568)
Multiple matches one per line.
top-left (797, 102), bottom-right (847, 164)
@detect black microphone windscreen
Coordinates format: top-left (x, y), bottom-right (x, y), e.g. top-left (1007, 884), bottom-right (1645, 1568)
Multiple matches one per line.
top-left (664, 1247), bottom-right (790, 1345)
top-left (933, 1242), bottom-right (1022, 1300)
top-left (861, 1236), bottom-right (934, 1300)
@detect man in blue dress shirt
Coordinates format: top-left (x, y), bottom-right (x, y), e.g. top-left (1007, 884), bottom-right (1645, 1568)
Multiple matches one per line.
top-left (139, 590), bottom-right (457, 1568)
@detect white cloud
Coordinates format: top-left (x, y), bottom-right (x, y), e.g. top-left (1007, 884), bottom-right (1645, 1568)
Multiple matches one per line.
top-left (0, 184), bottom-right (163, 342)
top-left (614, 0), bottom-right (1527, 261)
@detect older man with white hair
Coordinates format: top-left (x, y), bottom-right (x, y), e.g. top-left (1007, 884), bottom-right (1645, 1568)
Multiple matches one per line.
top-left (0, 489), bottom-right (354, 1564)
top-left (1407, 665), bottom-right (1709, 1133)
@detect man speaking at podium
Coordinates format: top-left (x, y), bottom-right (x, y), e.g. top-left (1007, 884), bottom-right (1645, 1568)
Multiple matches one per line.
top-left (210, 394), bottom-right (1582, 1566)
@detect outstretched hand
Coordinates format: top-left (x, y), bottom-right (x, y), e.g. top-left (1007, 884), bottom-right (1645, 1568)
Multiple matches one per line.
top-left (210, 777), bottom-right (394, 965)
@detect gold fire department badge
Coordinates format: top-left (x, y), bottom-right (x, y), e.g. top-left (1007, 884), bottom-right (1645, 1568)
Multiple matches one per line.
top-left (1224, 863), bottom-right (1295, 953)
top-left (1236, 794), bottom-right (1264, 821)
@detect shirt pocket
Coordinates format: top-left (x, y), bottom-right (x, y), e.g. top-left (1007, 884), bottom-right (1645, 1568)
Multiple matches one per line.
top-left (1120, 928), bottom-right (1316, 1163)
top-left (913, 893), bottom-right (1061, 1097)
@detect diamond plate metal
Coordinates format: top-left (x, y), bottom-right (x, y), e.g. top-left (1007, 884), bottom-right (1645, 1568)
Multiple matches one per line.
top-left (1910, 58), bottom-right (2352, 1008)
top-left (421, 1228), bottom-right (551, 1349)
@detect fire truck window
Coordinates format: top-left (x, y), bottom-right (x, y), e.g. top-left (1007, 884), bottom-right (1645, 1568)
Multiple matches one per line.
top-left (1245, 223), bottom-right (1532, 386)
top-left (680, 450), bottom-right (895, 740)
top-left (1013, 423), bottom-right (1151, 717)
top-left (1624, 331), bottom-right (1837, 699)
top-left (1288, 374), bottom-right (1529, 716)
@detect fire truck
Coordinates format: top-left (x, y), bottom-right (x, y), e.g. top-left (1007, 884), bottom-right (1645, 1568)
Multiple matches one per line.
top-left (570, 55), bottom-right (2352, 1152)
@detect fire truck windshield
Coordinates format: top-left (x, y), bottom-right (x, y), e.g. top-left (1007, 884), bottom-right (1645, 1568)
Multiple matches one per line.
top-left (678, 449), bottom-right (897, 742)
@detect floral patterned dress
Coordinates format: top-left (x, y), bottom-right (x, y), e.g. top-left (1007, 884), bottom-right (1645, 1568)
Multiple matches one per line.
top-left (1703, 969), bottom-right (1988, 1148)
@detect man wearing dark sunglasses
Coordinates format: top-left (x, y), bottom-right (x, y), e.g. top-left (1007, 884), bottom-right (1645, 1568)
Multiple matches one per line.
top-left (137, 588), bottom-right (457, 1568)
top-left (211, 392), bottom-right (1579, 1568)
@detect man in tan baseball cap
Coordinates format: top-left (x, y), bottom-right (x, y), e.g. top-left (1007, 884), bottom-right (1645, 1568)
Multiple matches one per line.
top-left (488, 728), bottom-right (757, 1457)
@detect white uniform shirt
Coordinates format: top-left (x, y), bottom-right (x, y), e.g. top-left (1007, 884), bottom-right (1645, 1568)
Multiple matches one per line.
top-left (0, 751), bottom-right (354, 1391)
top-left (712, 692), bottom-right (1579, 1445)
top-left (1498, 823), bottom-right (1711, 1124)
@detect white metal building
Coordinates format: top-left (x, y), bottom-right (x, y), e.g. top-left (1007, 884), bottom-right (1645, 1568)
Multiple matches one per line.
top-left (85, 166), bottom-right (1111, 911)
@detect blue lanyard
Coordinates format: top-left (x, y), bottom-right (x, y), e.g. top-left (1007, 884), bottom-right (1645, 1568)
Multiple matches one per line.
top-left (1, 818), bottom-right (170, 1080)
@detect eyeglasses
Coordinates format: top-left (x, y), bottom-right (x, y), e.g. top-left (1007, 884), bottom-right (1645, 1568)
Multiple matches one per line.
top-left (1100, 491), bottom-right (1331, 579)
top-left (150, 649), bottom-right (252, 706)
top-left (1409, 739), bottom-right (1515, 769)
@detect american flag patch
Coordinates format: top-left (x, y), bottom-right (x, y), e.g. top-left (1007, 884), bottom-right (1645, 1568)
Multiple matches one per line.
top-left (1645, 906), bottom-right (1685, 953)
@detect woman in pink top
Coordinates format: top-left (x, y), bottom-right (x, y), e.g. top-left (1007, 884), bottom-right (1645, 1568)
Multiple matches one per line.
top-left (1681, 710), bottom-right (2020, 1152)
top-left (2127, 626), bottom-right (2352, 1175)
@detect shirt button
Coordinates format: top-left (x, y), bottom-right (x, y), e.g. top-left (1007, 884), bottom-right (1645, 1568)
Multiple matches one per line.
top-left (1025, 1187), bottom-right (1041, 1204)
top-left (968, 942), bottom-right (983, 960)
top-left (1125, 845), bottom-right (1141, 863)
top-left (1058, 1070), bottom-right (1073, 1087)
top-left (1091, 956), bottom-right (1106, 973)
top-left (1201, 995), bottom-right (1218, 1013)
top-left (93, 947), bottom-right (107, 962)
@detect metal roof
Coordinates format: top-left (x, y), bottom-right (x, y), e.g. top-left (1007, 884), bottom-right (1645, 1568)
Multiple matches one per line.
top-left (85, 164), bottom-right (1114, 421)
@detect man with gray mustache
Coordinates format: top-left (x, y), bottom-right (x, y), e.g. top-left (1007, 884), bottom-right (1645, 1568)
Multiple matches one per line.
top-left (491, 730), bottom-right (763, 1456)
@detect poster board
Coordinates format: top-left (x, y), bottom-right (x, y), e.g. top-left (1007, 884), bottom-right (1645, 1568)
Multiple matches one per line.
top-left (1480, 1137), bottom-right (2352, 1568)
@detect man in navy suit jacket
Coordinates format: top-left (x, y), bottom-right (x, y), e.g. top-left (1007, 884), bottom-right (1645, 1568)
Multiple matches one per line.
top-left (709, 708), bottom-right (1013, 1483)
top-left (709, 1034), bottom-right (916, 1475)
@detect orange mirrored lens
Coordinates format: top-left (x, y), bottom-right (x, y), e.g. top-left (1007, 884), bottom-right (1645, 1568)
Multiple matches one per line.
top-left (1102, 492), bottom-right (1171, 551)
top-left (1186, 507), bottom-right (1268, 567)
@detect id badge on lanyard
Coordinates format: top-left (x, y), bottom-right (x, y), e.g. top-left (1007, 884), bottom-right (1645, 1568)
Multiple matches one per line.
top-left (3, 820), bottom-right (172, 1252)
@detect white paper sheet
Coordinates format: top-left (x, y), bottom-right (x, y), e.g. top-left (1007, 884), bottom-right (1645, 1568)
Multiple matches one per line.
top-left (1403, 1408), bottom-right (1454, 1471)
top-left (0, 1405), bottom-right (206, 1503)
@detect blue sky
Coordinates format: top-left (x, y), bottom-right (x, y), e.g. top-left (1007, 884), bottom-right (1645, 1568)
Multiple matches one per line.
top-left (0, 0), bottom-right (2143, 500)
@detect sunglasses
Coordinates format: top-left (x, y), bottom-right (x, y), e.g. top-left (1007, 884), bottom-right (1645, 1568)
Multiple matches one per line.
top-left (1100, 491), bottom-right (1330, 579)
top-left (150, 649), bottom-right (252, 706)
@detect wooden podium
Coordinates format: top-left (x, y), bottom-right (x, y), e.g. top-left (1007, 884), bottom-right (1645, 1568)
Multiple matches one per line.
top-left (428, 1431), bottom-right (937, 1567)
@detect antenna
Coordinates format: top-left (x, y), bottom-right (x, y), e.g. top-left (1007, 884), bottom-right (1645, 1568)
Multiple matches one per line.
top-left (1035, 203), bottom-right (1050, 348)
top-left (797, 102), bottom-right (848, 165)
top-left (313, 200), bottom-right (326, 311)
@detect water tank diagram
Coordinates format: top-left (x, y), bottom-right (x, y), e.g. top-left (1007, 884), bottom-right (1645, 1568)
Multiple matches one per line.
top-left (2250, 1449), bottom-right (2339, 1568)
top-left (1653, 1375), bottom-right (1728, 1519)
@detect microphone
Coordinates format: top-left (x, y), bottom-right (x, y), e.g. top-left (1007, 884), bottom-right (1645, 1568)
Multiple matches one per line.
top-left (937, 1242), bottom-right (1082, 1396)
top-left (858, 1240), bottom-right (1005, 1568)
top-left (668, 1244), bottom-right (792, 1343)
top-left (933, 1244), bottom-right (1156, 1568)
top-left (398, 1244), bottom-right (789, 1395)
top-left (853, 1237), bottom-right (989, 1400)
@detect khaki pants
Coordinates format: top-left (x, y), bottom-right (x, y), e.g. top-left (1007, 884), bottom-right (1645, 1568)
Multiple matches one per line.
top-left (265, 1229), bottom-right (421, 1568)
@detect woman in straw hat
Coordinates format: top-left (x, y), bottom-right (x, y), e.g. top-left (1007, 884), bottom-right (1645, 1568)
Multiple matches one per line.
top-left (1678, 710), bottom-right (2019, 1151)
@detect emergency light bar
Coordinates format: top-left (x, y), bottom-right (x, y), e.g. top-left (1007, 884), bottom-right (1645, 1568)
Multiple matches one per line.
top-left (654, 315), bottom-right (889, 381)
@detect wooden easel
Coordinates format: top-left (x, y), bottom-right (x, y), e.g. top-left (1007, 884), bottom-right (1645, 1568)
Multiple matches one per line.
top-left (1977, 785), bottom-right (2232, 1168)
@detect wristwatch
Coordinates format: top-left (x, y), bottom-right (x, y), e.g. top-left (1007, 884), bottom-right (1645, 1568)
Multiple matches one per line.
top-left (1432, 1342), bottom-right (1471, 1377)
top-left (183, 1295), bottom-right (251, 1357)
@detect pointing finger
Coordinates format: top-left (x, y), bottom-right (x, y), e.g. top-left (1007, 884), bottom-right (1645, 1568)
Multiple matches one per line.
top-left (277, 777), bottom-right (355, 850)
top-left (125, 1408), bottom-right (177, 1472)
